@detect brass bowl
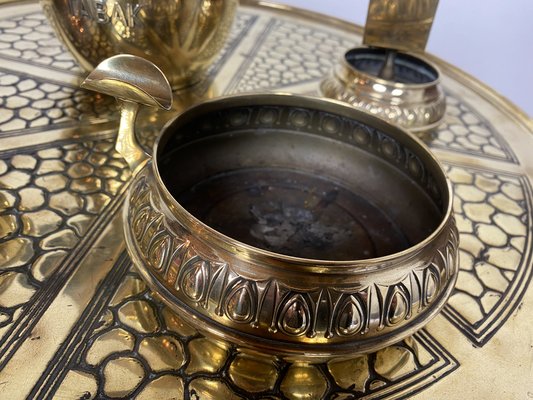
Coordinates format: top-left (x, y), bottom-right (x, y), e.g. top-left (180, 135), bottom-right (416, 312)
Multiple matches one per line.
top-left (40, 0), bottom-right (238, 88)
top-left (321, 47), bottom-right (446, 136)
top-left (82, 55), bottom-right (459, 360)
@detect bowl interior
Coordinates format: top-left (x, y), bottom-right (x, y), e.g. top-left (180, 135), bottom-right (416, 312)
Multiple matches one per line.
top-left (345, 48), bottom-right (439, 84)
top-left (156, 98), bottom-right (446, 261)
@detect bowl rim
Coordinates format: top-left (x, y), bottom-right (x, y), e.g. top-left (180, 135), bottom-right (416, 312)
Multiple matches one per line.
top-left (150, 92), bottom-right (454, 273)
top-left (340, 46), bottom-right (442, 90)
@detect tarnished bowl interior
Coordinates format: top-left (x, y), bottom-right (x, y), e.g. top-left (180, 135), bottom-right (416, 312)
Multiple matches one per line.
top-left (345, 47), bottom-right (439, 84)
top-left (320, 47), bottom-right (446, 136)
top-left (155, 95), bottom-right (447, 262)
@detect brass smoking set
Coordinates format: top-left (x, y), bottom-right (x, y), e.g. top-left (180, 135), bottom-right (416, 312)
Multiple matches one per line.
top-left (43, 0), bottom-right (455, 360)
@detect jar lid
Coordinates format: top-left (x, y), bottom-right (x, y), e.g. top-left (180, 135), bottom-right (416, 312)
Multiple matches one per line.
top-left (363, 0), bottom-right (439, 53)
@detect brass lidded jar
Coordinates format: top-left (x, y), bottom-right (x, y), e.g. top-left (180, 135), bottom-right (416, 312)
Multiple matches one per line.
top-left (321, 0), bottom-right (446, 136)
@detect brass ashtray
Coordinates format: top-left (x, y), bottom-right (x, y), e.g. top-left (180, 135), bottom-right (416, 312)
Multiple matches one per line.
top-left (321, 47), bottom-right (446, 135)
top-left (82, 55), bottom-right (458, 361)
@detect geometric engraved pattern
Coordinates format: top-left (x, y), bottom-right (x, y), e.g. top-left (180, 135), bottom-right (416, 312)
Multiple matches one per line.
top-left (226, 18), bottom-right (356, 93)
top-left (224, 18), bottom-right (518, 166)
top-left (0, 10), bottom-right (257, 81)
top-left (0, 1), bottom-right (532, 397)
top-left (443, 164), bottom-right (533, 345)
top-left (0, 70), bottom-right (116, 135)
top-left (210, 12), bottom-right (257, 76)
top-left (0, 12), bottom-right (257, 137)
top-left (0, 12), bottom-right (80, 72)
top-left (431, 94), bottom-right (518, 163)
top-left (42, 263), bottom-right (458, 399)
top-left (0, 139), bottom-right (129, 353)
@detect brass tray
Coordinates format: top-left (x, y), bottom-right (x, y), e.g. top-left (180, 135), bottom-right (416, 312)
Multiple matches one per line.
top-left (0, 1), bottom-right (532, 398)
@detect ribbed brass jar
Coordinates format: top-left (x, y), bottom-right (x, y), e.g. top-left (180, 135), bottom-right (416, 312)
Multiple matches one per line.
top-left (41, 0), bottom-right (238, 88)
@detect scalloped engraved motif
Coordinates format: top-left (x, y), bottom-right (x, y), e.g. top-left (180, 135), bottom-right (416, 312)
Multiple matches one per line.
top-left (131, 204), bottom-right (151, 239)
top-left (438, 223), bottom-right (459, 286)
top-left (228, 108), bottom-right (252, 127)
top-left (178, 257), bottom-right (210, 303)
top-left (127, 176), bottom-right (459, 339)
top-left (320, 113), bottom-right (342, 134)
top-left (353, 124), bottom-right (372, 146)
top-left (408, 155), bottom-right (424, 179)
top-left (320, 76), bottom-right (445, 130)
top-left (379, 135), bottom-right (400, 161)
top-left (335, 294), bottom-right (366, 336)
top-left (256, 107), bottom-right (281, 124)
top-left (146, 231), bottom-right (172, 273)
top-left (288, 108), bottom-right (312, 128)
top-left (385, 284), bottom-right (411, 326)
top-left (278, 294), bottom-right (311, 336)
top-left (223, 279), bottom-right (257, 323)
top-left (444, 225), bottom-right (460, 280)
top-left (423, 265), bottom-right (441, 305)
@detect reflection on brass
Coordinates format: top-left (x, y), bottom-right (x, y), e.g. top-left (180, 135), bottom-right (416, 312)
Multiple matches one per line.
top-left (81, 54), bottom-right (173, 173)
top-left (136, 375), bottom-right (184, 400)
top-left (102, 356), bottom-right (145, 397)
top-left (227, 353), bottom-right (278, 392)
top-left (186, 338), bottom-right (230, 374)
top-left (81, 54), bottom-right (459, 360)
top-left (80, 53), bottom-right (202, 171)
top-left (280, 364), bottom-right (328, 399)
top-left (40, 0), bottom-right (238, 88)
top-left (363, 0), bottom-right (439, 52)
top-left (85, 328), bottom-right (135, 365)
top-left (0, 138), bottom-right (129, 329)
top-left (1, 1), bottom-right (533, 398)
top-left (321, 47), bottom-right (446, 135)
top-left (70, 274), bottom-right (443, 398)
top-left (136, 82), bottom-right (220, 152)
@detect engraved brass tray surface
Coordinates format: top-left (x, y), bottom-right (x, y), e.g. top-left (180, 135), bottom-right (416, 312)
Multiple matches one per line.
top-left (0, 1), bottom-right (532, 399)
